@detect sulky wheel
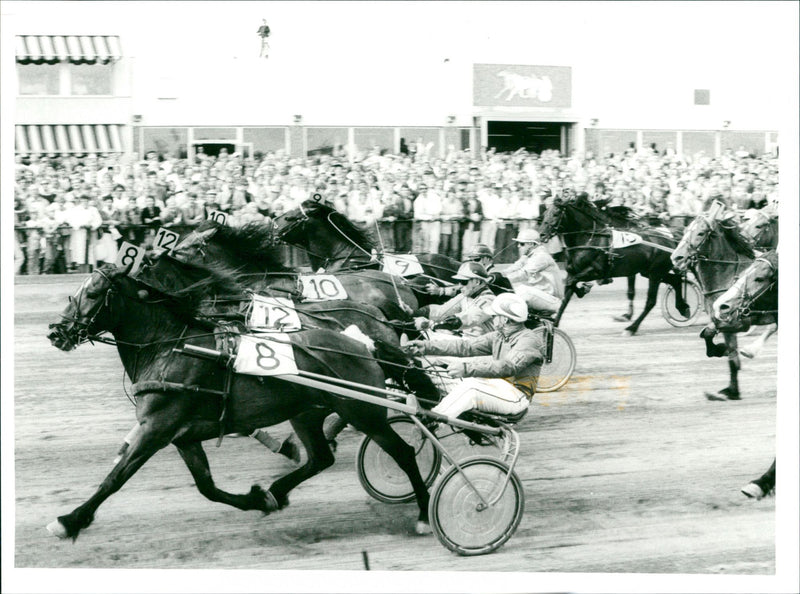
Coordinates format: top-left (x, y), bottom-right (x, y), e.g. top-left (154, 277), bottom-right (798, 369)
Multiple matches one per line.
top-left (429, 456), bottom-right (525, 556)
top-left (531, 326), bottom-right (576, 392)
top-left (661, 277), bottom-right (703, 327)
top-left (356, 415), bottom-right (441, 504)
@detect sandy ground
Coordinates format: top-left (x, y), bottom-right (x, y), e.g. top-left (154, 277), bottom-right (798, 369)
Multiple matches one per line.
top-left (12, 274), bottom-right (778, 579)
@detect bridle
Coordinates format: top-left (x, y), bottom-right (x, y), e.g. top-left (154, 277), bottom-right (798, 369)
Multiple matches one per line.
top-left (727, 256), bottom-right (778, 319)
top-left (51, 268), bottom-right (117, 348)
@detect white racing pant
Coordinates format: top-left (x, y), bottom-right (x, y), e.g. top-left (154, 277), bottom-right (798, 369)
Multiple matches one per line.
top-left (432, 377), bottom-right (529, 421)
top-left (515, 286), bottom-right (562, 313)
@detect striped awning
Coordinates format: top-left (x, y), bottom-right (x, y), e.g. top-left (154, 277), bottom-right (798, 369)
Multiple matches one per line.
top-left (15, 124), bottom-right (125, 155)
top-left (15, 35), bottom-right (122, 64)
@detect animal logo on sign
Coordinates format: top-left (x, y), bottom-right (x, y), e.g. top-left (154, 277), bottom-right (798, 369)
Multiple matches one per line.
top-left (495, 70), bottom-right (553, 102)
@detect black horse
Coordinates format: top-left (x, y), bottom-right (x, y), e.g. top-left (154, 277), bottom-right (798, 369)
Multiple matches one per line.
top-left (172, 221), bottom-right (420, 321)
top-left (272, 199), bottom-right (462, 306)
top-left (46, 260), bottom-right (435, 540)
top-left (538, 193), bottom-right (690, 335)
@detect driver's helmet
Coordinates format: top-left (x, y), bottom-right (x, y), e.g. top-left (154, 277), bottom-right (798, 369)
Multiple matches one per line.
top-left (489, 292), bottom-right (529, 322)
top-left (452, 261), bottom-right (490, 282)
top-left (513, 228), bottom-right (541, 244)
top-left (465, 243), bottom-right (494, 261)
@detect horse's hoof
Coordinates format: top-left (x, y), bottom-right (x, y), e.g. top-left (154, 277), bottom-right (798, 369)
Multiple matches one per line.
top-left (613, 314), bottom-right (632, 322)
top-left (46, 519), bottom-right (68, 539)
top-left (739, 349), bottom-right (755, 359)
top-left (741, 482), bottom-right (765, 500)
top-left (414, 521), bottom-right (432, 535)
top-left (621, 329), bottom-right (635, 337)
top-left (705, 392), bottom-right (727, 401)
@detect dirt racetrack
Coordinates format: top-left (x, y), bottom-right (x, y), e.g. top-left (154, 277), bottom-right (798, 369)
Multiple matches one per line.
top-left (13, 273), bottom-right (779, 577)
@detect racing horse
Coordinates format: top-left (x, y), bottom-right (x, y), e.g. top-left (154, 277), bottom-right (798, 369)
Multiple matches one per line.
top-left (172, 220), bottom-right (420, 321)
top-left (670, 203), bottom-right (767, 399)
top-left (272, 198), bottom-right (462, 305)
top-left (537, 193), bottom-right (691, 335)
top-left (739, 208), bottom-right (779, 253)
top-left (46, 261), bottom-right (434, 540)
top-left (713, 249), bottom-right (779, 360)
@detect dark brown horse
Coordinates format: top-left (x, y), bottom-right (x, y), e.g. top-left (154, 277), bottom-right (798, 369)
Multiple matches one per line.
top-left (671, 206), bottom-right (773, 399)
top-left (173, 221), bottom-right (420, 321)
top-left (46, 261), bottom-right (434, 540)
top-left (538, 193), bottom-right (690, 335)
top-left (272, 199), bottom-right (462, 306)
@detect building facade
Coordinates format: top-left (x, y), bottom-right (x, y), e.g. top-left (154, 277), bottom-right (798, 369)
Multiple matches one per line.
top-left (14, 36), bottom-right (779, 162)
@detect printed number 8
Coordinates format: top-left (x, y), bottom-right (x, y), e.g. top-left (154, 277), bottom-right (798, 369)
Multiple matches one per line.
top-left (121, 246), bottom-right (139, 266)
top-left (255, 341), bottom-right (280, 370)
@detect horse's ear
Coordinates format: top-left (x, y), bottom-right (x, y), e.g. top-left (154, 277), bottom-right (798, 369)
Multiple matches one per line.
top-left (707, 200), bottom-right (725, 220)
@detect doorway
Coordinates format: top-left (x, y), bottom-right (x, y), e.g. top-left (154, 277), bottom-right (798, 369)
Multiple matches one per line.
top-left (487, 121), bottom-right (568, 154)
top-left (193, 142), bottom-right (236, 158)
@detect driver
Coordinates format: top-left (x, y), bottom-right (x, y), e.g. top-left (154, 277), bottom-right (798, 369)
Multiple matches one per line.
top-left (404, 292), bottom-right (544, 421)
top-left (504, 228), bottom-right (563, 313)
top-left (413, 261), bottom-right (496, 338)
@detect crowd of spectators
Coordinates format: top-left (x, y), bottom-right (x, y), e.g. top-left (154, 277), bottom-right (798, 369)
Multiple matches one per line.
top-left (13, 143), bottom-right (779, 275)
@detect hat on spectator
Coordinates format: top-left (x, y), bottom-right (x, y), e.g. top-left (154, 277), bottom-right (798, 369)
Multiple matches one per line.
top-left (113, 184), bottom-right (126, 191)
top-left (514, 228), bottom-right (541, 244)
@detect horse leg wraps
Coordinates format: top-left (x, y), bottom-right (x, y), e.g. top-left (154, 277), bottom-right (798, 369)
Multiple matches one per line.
top-left (114, 423), bottom-right (141, 464)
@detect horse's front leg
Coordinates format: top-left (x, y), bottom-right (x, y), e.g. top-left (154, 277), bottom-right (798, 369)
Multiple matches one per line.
top-left (174, 438), bottom-right (277, 513)
top-left (700, 324), bottom-right (728, 358)
top-left (613, 275), bottom-right (636, 322)
top-left (264, 409), bottom-right (334, 512)
top-left (740, 323), bottom-right (778, 359)
top-left (553, 281), bottom-right (575, 327)
top-left (623, 277), bottom-right (659, 336)
top-left (47, 399), bottom-right (184, 540)
top-left (706, 332), bottom-right (741, 401)
top-left (665, 272), bottom-right (692, 319)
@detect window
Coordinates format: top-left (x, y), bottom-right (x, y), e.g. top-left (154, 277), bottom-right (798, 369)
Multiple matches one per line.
top-left (17, 63), bottom-right (59, 95)
top-left (353, 128), bottom-right (394, 153)
top-left (243, 127), bottom-right (288, 155)
top-left (142, 127), bottom-right (189, 159)
top-left (69, 63), bottom-right (113, 95)
top-left (694, 89), bottom-right (710, 106)
top-left (306, 127), bottom-right (348, 156)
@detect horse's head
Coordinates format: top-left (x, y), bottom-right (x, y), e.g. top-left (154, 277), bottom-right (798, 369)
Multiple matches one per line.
top-left (740, 208), bottom-right (778, 250)
top-left (48, 263), bottom-right (133, 351)
top-left (171, 224), bottom-right (221, 265)
top-left (672, 202), bottom-right (753, 272)
top-left (538, 198), bottom-right (567, 242)
top-left (671, 214), bottom-right (714, 272)
top-left (274, 198), bottom-right (321, 245)
top-left (713, 251), bottom-right (778, 325)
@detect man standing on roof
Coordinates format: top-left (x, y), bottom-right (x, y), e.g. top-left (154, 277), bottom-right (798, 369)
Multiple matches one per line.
top-left (504, 228), bottom-right (563, 313)
top-left (257, 19), bottom-right (271, 58)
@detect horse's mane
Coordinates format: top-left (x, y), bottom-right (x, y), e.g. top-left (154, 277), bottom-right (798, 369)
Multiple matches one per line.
top-left (194, 220), bottom-right (290, 271)
top-left (717, 218), bottom-right (756, 259)
top-left (138, 254), bottom-right (245, 316)
top-left (300, 200), bottom-right (378, 253)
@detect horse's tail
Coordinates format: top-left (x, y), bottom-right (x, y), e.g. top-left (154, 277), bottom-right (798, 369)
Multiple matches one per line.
top-left (373, 339), bottom-right (441, 408)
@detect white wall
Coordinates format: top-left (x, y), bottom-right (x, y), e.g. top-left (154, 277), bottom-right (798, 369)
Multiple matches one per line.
top-left (5, 1), bottom-right (797, 130)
